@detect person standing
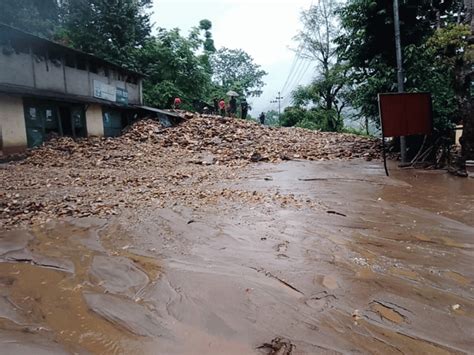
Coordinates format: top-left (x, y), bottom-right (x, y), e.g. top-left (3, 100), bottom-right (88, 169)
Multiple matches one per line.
top-left (213, 97), bottom-right (219, 115)
top-left (173, 97), bottom-right (182, 110)
top-left (218, 98), bottom-right (226, 117)
top-left (259, 112), bottom-right (266, 125)
top-left (229, 96), bottom-right (237, 117)
top-left (240, 98), bottom-right (249, 119)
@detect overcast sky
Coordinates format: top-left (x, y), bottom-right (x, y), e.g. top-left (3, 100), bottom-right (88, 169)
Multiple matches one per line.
top-left (150, 0), bottom-right (315, 115)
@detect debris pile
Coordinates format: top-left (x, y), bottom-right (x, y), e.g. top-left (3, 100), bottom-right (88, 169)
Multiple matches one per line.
top-left (19, 114), bottom-right (381, 168)
top-left (1, 114), bottom-right (381, 227)
top-left (157, 114), bottom-right (381, 164)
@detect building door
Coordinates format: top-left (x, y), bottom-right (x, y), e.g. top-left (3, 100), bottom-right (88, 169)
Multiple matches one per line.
top-left (71, 106), bottom-right (87, 138)
top-left (24, 101), bottom-right (86, 147)
top-left (103, 109), bottom-right (123, 137)
top-left (59, 106), bottom-right (73, 136)
top-left (24, 105), bottom-right (45, 148)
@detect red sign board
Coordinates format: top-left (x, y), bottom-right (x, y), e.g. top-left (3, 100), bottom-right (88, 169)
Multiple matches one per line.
top-left (378, 93), bottom-right (432, 137)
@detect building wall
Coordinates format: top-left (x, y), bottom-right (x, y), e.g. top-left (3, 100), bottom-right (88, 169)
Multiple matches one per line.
top-left (0, 51), bottom-right (34, 87)
top-left (64, 67), bottom-right (90, 96)
top-left (33, 56), bottom-right (66, 92)
top-left (127, 82), bottom-right (140, 104)
top-left (86, 104), bottom-right (104, 137)
top-left (0, 94), bottom-right (27, 154)
top-left (0, 42), bottom-right (142, 105)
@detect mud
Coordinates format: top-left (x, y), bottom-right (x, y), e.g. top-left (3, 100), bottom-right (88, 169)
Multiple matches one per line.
top-left (0, 160), bottom-right (473, 354)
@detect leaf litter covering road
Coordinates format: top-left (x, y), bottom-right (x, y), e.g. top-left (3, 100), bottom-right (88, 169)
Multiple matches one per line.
top-left (0, 114), bottom-right (381, 228)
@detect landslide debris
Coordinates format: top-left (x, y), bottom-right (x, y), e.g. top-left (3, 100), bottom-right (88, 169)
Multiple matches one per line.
top-left (18, 114), bottom-right (381, 168)
top-left (0, 114), bottom-right (381, 228)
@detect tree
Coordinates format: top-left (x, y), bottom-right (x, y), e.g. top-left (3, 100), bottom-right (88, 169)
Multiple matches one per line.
top-left (279, 106), bottom-right (340, 131)
top-left (264, 110), bottom-right (280, 126)
top-left (59, 0), bottom-right (152, 69)
top-left (337, 0), bottom-right (468, 160)
top-left (0, 0), bottom-right (59, 37)
top-left (286, 0), bottom-right (349, 131)
top-left (210, 48), bottom-right (267, 97)
top-left (136, 29), bottom-right (212, 109)
top-left (459, 0), bottom-right (474, 162)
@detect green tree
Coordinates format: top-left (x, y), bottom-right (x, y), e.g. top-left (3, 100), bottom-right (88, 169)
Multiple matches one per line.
top-left (137, 29), bottom-right (212, 109)
top-left (210, 48), bottom-right (267, 97)
top-left (0, 0), bottom-right (59, 37)
top-left (264, 110), bottom-right (280, 126)
top-left (279, 106), bottom-right (341, 131)
top-left (286, 0), bottom-right (348, 132)
top-left (336, 0), bottom-right (468, 158)
top-left (59, 0), bottom-right (152, 69)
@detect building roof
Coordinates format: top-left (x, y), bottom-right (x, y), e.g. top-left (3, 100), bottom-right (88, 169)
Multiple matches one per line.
top-left (0, 23), bottom-right (145, 78)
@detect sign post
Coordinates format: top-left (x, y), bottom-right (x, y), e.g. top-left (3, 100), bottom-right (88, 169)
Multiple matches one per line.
top-left (378, 92), bottom-right (433, 176)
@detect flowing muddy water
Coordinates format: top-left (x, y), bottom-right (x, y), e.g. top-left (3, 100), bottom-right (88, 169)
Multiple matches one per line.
top-left (0, 160), bottom-right (473, 354)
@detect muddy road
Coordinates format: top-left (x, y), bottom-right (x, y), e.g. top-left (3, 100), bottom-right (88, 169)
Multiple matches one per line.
top-left (0, 160), bottom-right (473, 354)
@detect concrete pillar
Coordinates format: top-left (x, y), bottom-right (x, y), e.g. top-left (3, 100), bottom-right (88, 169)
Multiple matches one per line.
top-left (0, 94), bottom-right (27, 155)
top-left (86, 104), bottom-right (104, 137)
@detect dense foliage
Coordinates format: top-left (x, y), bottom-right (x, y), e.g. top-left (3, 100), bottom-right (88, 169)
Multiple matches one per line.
top-left (0, 0), bottom-right (60, 37)
top-left (281, 0), bottom-right (472, 162)
top-left (0, 0), bottom-right (267, 109)
top-left (210, 48), bottom-right (267, 97)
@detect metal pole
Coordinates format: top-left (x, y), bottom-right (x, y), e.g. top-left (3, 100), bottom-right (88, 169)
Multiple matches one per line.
top-left (393, 0), bottom-right (407, 163)
top-left (271, 92), bottom-right (284, 120)
top-left (278, 91), bottom-right (281, 118)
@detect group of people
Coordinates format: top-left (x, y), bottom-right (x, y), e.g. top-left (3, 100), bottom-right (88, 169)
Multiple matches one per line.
top-left (172, 96), bottom-right (265, 124)
top-left (213, 97), bottom-right (249, 119)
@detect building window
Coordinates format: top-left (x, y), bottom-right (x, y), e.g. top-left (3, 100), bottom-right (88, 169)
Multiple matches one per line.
top-left (89, 60), bottom-right (99, 74)
top-left (32, 47), bottom-right (46, 63)
top-left (49, 50), bottom-right (62, 67)
top-left (126, 75), bottom-right (137, 85)
top-left (77, 57), bottom-right (87, 70)
top-left (65, 54), bottom-right (76, 68)
top-left (12, 40), bottom-right (29, 54)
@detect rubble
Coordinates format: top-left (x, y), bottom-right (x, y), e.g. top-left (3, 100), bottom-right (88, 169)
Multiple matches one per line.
top-left (0, 114), bottom-right (381, 228)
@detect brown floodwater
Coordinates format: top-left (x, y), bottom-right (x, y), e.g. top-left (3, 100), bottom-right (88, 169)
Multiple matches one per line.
top-left (0, 160), bottom-right (473, 354)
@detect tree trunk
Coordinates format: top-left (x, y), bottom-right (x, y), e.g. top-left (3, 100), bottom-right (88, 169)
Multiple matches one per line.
top-left (460, 2), bottom-right (474, 163)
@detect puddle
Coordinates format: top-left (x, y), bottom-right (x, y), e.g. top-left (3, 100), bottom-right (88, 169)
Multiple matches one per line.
top-left (0, 221), bottom-right (160, 354)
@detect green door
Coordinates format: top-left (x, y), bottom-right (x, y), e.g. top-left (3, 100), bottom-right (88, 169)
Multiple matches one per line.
top-left (71, 106), bottom-right (87, 138)
top-left (24, 106), bottom-right (44, 148)
top-left (103, 109), bottom-right (122, 137)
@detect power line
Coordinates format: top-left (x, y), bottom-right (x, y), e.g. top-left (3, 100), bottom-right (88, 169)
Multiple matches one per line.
top-left (280, 51), bottom-right (302, 95)
top-left (279, 0), bottom-right (317, 103)
top-left (280, 59), bottom-right (312, 108)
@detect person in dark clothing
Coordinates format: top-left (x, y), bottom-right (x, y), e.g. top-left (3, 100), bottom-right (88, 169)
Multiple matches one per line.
top-left (240, 98), bottom-right (249, 119)
top-left (213, 98), bottom-right (219, 115)
top-left (229, 96), bottom-right (237, 117)
top-left (259, 112), bottom-right (266, 125)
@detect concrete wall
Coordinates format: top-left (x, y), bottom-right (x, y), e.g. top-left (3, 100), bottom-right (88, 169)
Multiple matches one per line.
top-left (126, 83), bottom-right (140, 104)
top-left (0, 51), bottom-right (34, 87)
top-left (0, 44), bottom-right (142, 105)
top-left (64, 67), bottom-right (90, 96)
top-left (33, 56), bottom-right (66, 92)
top-left (86, 104), bottom-right (104, 137)
top-left (0, 94), bottom-right (27, 154)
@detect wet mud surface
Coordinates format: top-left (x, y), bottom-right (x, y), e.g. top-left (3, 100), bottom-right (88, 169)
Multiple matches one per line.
top-left (1, 160), bottom-right (473, 354)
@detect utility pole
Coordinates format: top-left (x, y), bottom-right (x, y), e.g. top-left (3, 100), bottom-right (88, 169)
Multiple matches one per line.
top-left (270, 91), bottom-right (284, 119)
top-left (393, 0), bottom-right (407, 163)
